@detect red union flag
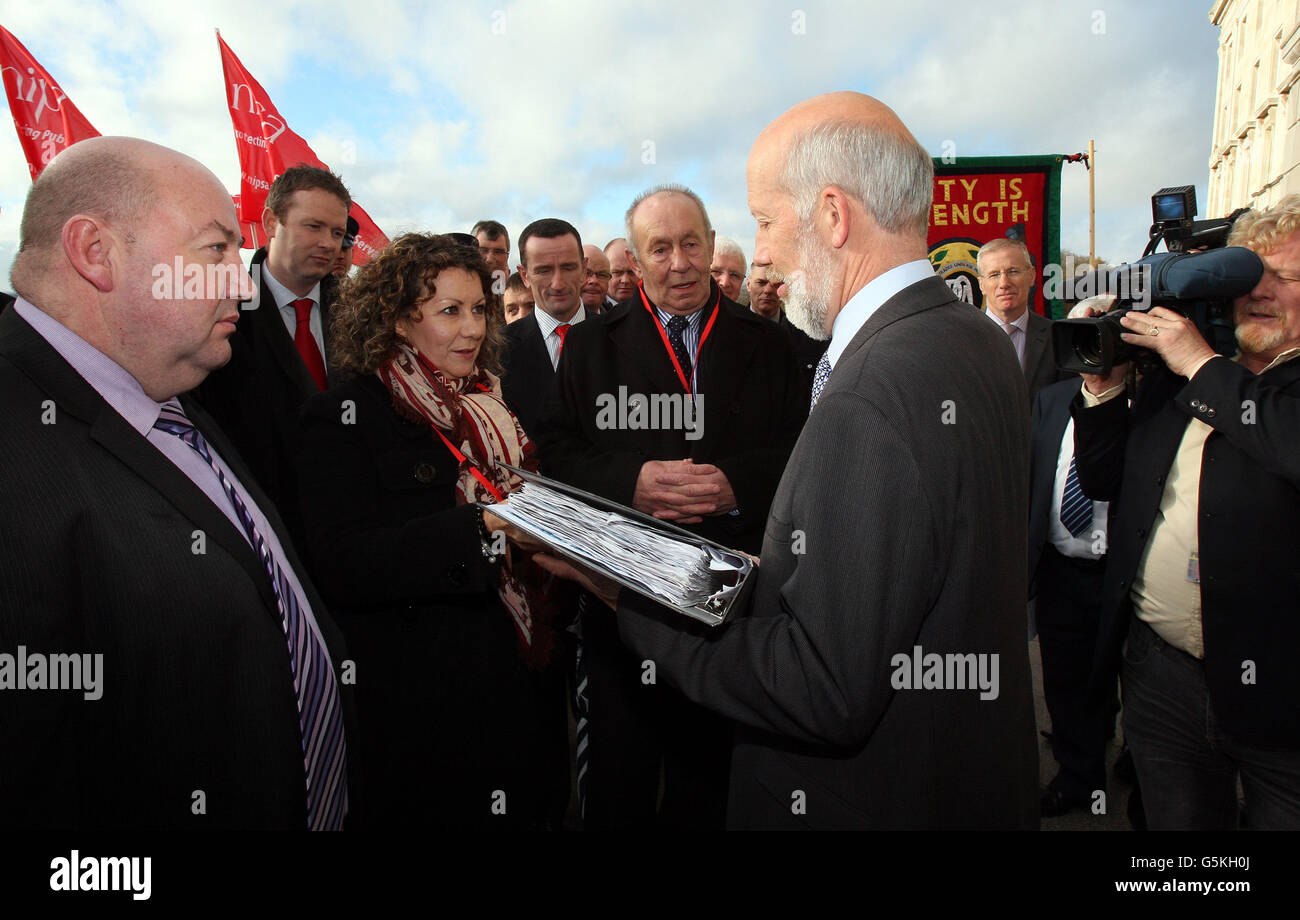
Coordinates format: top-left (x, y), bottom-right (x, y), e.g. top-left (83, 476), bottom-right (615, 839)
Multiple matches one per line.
top-left (0, 25), bottom-right (99, 180)
top-left (217, 31), bottom-right (387, 264)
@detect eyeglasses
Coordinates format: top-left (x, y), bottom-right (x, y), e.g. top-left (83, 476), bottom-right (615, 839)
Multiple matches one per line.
top-left (585, 269), bottom-right (612, 281)
top-left (479, 246), bottom-right (509, 259)
top-left (982, 268), bottom-right (1029, 281)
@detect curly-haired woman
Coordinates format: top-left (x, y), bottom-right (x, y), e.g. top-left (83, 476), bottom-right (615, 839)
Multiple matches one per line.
top-left (296, 233), bottom-right (570, 829)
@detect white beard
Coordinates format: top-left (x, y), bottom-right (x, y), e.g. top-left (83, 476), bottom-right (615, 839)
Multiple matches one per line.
top-left (770, 233), bottom-right (835, 341)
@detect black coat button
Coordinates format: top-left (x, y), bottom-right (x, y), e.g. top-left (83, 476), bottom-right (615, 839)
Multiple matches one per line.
top-left (414, 461), bottom-right (436, 483)
top-left (445, 562), bottom-right (467, 587)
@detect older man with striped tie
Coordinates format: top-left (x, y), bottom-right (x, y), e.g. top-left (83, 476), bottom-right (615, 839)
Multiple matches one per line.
top-left (0, 136), bottom-right (355, 830)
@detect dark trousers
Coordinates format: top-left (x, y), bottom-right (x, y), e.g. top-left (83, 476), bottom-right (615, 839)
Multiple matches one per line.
top-left (581, 607), bottom-right (731, 829)
top-left (1122, 615), bottom-right (1300, 830)
top-left (1035, 546), bottom-right (1112, 796)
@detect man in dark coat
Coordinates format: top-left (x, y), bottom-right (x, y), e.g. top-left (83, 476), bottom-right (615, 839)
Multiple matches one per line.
top-left (195, 165), bottom-right (351, 540)
top-left (540, 185), bottom-right (806, 829)
top-left (0, 136), bottom-right (356, 829)
top-left (1073, 199), bottom-right (1300, 829)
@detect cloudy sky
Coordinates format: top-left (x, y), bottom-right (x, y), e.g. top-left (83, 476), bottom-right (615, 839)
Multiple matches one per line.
top-left (0, 0), bottom-right (1222, 283)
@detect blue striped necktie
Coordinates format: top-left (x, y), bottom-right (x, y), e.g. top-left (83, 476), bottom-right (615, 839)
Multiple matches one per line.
top-left (153, 401), bottom-right (348, 830)
top-left (1059, 455), bottom-right (1094, 538)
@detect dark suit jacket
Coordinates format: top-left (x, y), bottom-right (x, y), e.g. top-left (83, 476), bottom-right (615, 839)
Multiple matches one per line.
top-left (539, 285), bottom-right (807, 554)
top-left (778, 311), bottom-right (829, 396)
top-left (194, 248), bottom-right (338, 541)
top-left (1028, 377), bottom-right (1086, 592)
top-left (296, 374), bottom-right (569, 828)
top-left (1024, 310), bottom-right (1072, 399)
top-left (500, 310), bottom-right (567, 443)
top-left (0, 306), bottom-right (357, 829)
top-left (616, 275), bottom-right (1039, 829)
top-left (1073, 356), bottom-right (1300, 749)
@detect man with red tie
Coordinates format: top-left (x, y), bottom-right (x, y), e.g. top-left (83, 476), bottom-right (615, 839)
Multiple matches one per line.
top-left (196, 165), bottom-right (351, 542)
top-left (499, 218), bottom-right (589, 442)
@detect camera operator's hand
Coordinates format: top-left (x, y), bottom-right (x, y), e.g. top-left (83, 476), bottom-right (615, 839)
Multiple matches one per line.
top-left (1081, 362), bottom-right (1129, 397)
top-left (1118, 307), bottom-right (1219, 379)
top-left (1077, 302), bottom-right (1130, 396)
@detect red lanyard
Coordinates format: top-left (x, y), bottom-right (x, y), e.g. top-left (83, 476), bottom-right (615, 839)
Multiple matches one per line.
top-left (432, 427), bottom-right (504, 502)
top-left (638, 283), bottom-right (720, 394)
top-left (431, 380), bottom-right (505, 502)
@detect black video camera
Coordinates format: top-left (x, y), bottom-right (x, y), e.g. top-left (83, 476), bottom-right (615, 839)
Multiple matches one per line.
top-left (1051, 187), bottom-right (1262, 375)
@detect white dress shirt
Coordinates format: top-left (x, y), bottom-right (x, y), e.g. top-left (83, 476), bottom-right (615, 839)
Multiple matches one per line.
top-left (534, 303), bottom-right (587, 370)
top-left (262, 264), bottom-right (326, 359)
top-left (986, 307), bottom-right (1028, 368)
top-left (1049, 416), bottom-right (1108, 559)
top-left (825, 259), bottom-right (936, 370)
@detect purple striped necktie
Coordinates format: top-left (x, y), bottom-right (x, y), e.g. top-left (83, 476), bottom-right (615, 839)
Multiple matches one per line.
top-left (153, 400), bottom-right (348, 830)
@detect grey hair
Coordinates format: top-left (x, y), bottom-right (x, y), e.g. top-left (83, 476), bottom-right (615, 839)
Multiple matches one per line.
top-left (624, 184), bottom-right (713, 260)
top-left (778, 119), bottom-right (932, 237)
top-left (713, 237), bottom-right (745, 266)
top-left (976, 237), bottom-right (1033, 274)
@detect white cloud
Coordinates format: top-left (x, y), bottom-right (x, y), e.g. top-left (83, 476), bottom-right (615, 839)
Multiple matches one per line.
top-left (0, 0), bottom-right (1227, 285)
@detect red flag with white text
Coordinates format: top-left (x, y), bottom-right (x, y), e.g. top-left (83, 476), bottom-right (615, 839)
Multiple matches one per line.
top-left (216, 32), bottom-right (387, 264)
top-left (0, 25), bottom-right (100, 180)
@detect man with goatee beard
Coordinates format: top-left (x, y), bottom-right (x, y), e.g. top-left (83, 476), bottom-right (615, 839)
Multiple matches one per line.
top-left (748, 260), bottom-right (826, 396)
top-left (537, 92), bottom-right (1038, 830)
top-left (1071, 194), bottom-right (1300, 830)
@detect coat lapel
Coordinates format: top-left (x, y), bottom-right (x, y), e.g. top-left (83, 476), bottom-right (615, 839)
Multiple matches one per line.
top-left (249, 250), bottom-right (321, 397)
top-left (522, 312), bottom-right (556, 383)
top-left (1023, 312), bottom-right (1052, 385)
top-left (696, 298), bottom-right (757, 452)
top-left (837, 275), bottom-right (955, 367)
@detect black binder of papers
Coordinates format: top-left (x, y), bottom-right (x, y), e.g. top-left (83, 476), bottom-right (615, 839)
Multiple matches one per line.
top-left (481, 465), bottom-right (755, 627)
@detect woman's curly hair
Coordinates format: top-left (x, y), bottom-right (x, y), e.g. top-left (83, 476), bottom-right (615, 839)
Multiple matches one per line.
top-left (330, 232), bottom-right (505, 378)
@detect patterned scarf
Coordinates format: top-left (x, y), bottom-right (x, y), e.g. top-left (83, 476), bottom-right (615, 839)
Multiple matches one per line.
top-left (378, 342), bottom-right (558, 667)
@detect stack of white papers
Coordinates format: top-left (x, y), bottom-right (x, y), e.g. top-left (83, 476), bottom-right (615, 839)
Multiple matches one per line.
top-left (491, 480), bottom-right (752, 624)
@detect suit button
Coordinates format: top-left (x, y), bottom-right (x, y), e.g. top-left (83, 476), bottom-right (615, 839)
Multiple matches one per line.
top-left (1137, 527), bottom-right (1146, 538)
top-left (1206, 408), bottom-right (1216, 418)
top-left (414, 461), bottom-right (436, 483)
top-left (1155, 476), bottom-right (1164, 486)
top-left (1190, 400), bottom-right (1201, 409)
top-left (445, 562), bottom-right (467, 586)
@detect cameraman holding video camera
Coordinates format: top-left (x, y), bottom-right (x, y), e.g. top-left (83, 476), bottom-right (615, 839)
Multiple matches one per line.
top-left (1071, 194), bottom-right (1300, 830)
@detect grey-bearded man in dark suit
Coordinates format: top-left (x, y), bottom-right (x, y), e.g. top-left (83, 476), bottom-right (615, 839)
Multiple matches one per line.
top-left (536, 91), bottom-right (1038, 829)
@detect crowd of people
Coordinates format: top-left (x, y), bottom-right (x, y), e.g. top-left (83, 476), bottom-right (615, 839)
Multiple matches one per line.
top-left (1, 89), bottom-right (1296, 831)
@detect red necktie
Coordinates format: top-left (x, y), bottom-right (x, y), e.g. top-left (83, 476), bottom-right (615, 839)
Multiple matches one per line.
top-left (291, 298), bottom-right (329, 391)
top-left (555, 323), bottom-right (572, 358)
